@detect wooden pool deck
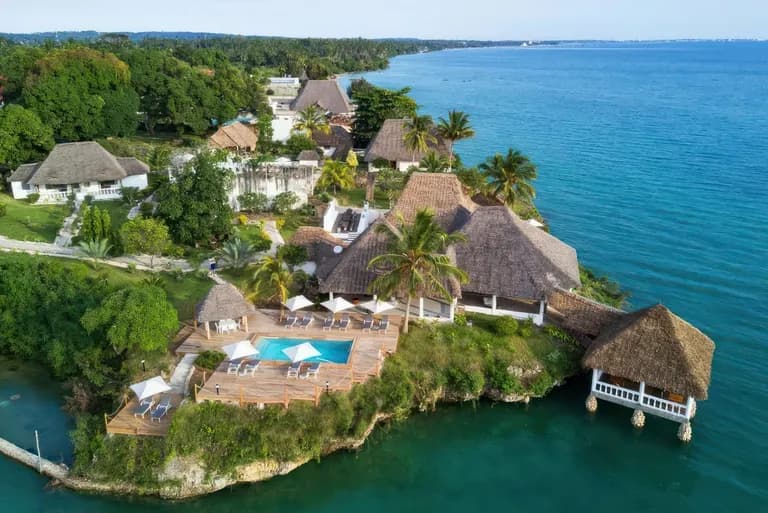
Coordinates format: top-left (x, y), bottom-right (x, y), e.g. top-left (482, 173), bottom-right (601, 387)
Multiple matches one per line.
top-left (105, 394), bottom-right (181, 437)
top-left (182, 309), bottom-right (400, 406)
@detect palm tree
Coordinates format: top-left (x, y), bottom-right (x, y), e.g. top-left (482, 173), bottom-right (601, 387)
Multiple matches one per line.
top-left (368, 210), bottom-right (468, 334)
top-left (77, 238), bottom-right (112, 268)
top-left (293, 105), bottom-right (330, 137)
top-left (219, 238), bottom-right (257, 270)
top-left (403, 115), bottom-right (436, 164)
top-left (420, 151), bottom-right (449, 173)
top-left (479, 148), bottom-right (538, 207)
top-left (317, 160), bottom-right (356, 194)
top-left (248, 254), bottom-right (294, 317)
top-left (437, 110), bottom-right (475, 172)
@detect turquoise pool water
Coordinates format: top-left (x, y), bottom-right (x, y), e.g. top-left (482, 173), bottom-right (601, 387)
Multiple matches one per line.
top-left (256, 337), bottom-right (353, 364)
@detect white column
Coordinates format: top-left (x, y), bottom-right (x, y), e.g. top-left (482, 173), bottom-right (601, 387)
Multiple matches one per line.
top-left (685, 396), bottom-right (694, 420)
top-left (418, 297), bottom-right (424, 319)
top-left (449, 298), bottom-right (457, 321)
top-left (329, 291), bottom-right (334, 300)
top-left (638, 381), bottom-right (646, 405)
top-left (536, 300), bottom-right (546, 326)
top-left (491, 295), bottom-right (497, 314)
top-left (591, 368), bottom-right (599, 392)
top-left (373, 294), bottom-right (378, 301)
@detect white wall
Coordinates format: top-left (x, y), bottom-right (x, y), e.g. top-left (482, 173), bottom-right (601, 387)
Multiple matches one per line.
top-left (120, 174), bottom-right (148, 190)
top-left (9, 181), bottom-right (29, 200)
top-left (397, 160), bottom-right (418, 172)
top-left (272, 114), bottom-right (296, 142)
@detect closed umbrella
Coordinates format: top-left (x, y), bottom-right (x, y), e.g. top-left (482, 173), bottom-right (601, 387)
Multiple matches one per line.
top-left (130, 376), bottom-right (171, 402)
top-left (360, 299), bottom-right (395, 315)
top-left (283, 295), bottom-right (314, 312)
top-left (222, 340), bottom-right (258, 361)
top-left (282, 342), bottom-right (321, 362)
top-left (320, 297), bottom-right (355, 314)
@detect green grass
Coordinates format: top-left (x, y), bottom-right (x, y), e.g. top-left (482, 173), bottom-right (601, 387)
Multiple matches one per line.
top-left (0, 192), bottom-right (70, 242)
top-left (333, 187), bottom-right (390, 209)
top-left (97, 200), bottom-right (132, 233)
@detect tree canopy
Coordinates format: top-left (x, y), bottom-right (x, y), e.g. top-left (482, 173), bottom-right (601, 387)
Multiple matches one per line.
top-left (120, 216), bottom-right (171, 267)
top-left (350, 80), bottom-right (418, 147)
top-left (0, 104), bottom-right (54, 172)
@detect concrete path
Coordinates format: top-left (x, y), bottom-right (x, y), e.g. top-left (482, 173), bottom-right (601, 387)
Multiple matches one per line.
top-left (169, 353), bottom-right (198, 397)
top-left (262, 220), bottom-right (285, 255)
top-left (0, 236), bottom-right (76, 256)
top-left (54, 200), bottom-right (81, 247)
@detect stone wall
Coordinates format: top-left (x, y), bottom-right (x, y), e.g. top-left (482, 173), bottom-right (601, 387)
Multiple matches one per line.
top-left (229, 165), bottom-right (319, 209)
top-left (547, 288), bottom-right (625, 339)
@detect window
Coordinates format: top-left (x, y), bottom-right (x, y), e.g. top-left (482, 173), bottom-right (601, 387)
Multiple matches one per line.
top-left (100, 180), bottom-right (117, 189)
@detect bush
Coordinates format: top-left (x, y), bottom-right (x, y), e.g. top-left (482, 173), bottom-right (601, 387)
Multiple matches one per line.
top-left (518, 318), bottom-right (535, 338)
top-left (139, 202), bottom-right (154, 217)
top-left (26, 192), bottom-right (40, 204)
top-left (0, 203), bottom-right (6, 217)
top-left (238, 192), bottom-right (269, 214)
top-left (271, 191), bottom-right (299, 214)
top-left (126, 262), bottom-right (136, 273)
top-left (453, 313), bottom-right (468, 327)
top-left (238, 214), bottom-right (249, 225)
top-left (316, 192), bottom-right (332, 203)
top-left (195, 350), bottom-right (226, 371)
top-left (485, 357), bottom-right (524, 395)
top-left (494, 316), bottom-right (519, 336)
top-left (121, 187), bottom-right (140, 205)
top-left (84, 194), bottom-right (94, 204)
top-left (445, 365), bottom-right (485, 397)
top-left (277, 244), bottom-right (308, 268)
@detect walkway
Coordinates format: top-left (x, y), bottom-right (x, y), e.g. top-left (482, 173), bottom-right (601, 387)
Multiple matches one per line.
top-left (54, 200), bottom-right (81, 247)
top-left (169, 353), bottom-right (198, 397)
top-left (262, 220), bottom-right (285, 255)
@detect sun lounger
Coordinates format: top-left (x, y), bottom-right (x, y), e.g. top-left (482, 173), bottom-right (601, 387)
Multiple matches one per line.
top-left (151, 399), bottom-right (172, 423)
top-left (301, 362), bottom-right (321, 380)
top-left (227, 360), bottom-right (242, 375)
top-left (283, 314), bottom-right (298, 328)
top-left (361, 316), bottom-right (373, 332)
top-left (335, 314), bottom-right (350, 331)
top-left (287, 361), bottom-right (301, 378)
top-left (322, 315), bottom-right (334, 331)
top-left (297, 314), bottom-right (313, 329)
top-left (239, 359), bottom-right (261, 376)
top-left (376, 316), bottom-right (390, 334)
top-left (133, 399), bottom-right (154, 418)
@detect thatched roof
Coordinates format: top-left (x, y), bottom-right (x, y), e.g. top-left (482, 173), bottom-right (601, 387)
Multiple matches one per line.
top-left (583, 304), bottom-right (715, 399)
top-left (7, 163), bottom-right (40, 183)
top-left (291, 80), bottom-right (352, 114)
top-left (297, 150), bottom-right (321, 162)
top-left (195, 283), bottom-right (256, 322)
top-left (291, 227), bottom-right (347, 280)
top-left (313, 125), bottom-right (353, 160)
top-left (363, 119), bottom-right (450, 163)
top-left (23, 142), bottom-right (147, 185)
top-left (454, 206), bottom-right (580, 300)
top-left (209, 122), bottom-right (258, 151)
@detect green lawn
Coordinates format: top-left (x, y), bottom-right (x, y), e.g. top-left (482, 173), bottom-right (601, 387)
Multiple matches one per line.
top-left (333, 187), bottom-right (390, 209)
top-left (0, 192), bottom-right (70, 242)
top-left (96, 200), bottom-right (132, 232)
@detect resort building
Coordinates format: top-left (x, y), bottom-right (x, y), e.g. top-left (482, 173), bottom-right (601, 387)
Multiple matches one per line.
top-left (195, 283), bottom-right (256, 340)
top-left (289, 226), bottom-right (348, 279)
top-left (583, 304), bottom-right (715, 440)
top-left (209, 122), bottom-right (259, 153)
top-left (268, 79), bottom-right (352, 143)
top-left (364, 119), bottom-right (451, 171)
top-left (312, 125), bottom-right (354, 160)
top-left (7, 142), bottom-right (149, 203)
top-left (290, 79), bottom-right (353, 115)
top-left (319, 173), bottom-right (579, 322)
top-left (297, 150), bottom-right (321, 167)
top-left (321, 199), bottom-right (384, 243)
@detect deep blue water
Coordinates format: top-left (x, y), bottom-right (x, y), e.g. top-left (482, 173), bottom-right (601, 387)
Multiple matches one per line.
top-left (257, 337), bottom-right (353, 363)
top-left (1, 41), bottom-right (766, 512)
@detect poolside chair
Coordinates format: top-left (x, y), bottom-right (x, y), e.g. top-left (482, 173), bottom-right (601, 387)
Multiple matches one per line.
top-left (376, 315), bottom-right (390, 334)
top-left (298, 314), bottom-right (313, 329)
top-left (361, 316), bottom-right (373, 332)
top-left (227, 360), bottom-right (242, 375)
top-left (239, 359), bottom-right (261, 376)
top-left (150, 399), bottom-right (172, 423)
top-left (322, 315), bottom-right (334, 331)
top-left (335, 313), bottom-right (350, 331)
top-left (132, 399), bottom-right (154, 418)
top-left (286, 361), bottom-right (301, 378)
top-left (283, 313), bottom-right (298, 328)
top-left (301, 362), bottom-right (321, 380)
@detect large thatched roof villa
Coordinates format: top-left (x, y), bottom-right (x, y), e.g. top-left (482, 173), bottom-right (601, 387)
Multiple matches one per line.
top-left (364, 119), bottom-right (451, 171)
top-left (318, 172), bottom-right (580, 324)
top-left (291, 79), bottom-right (353, 115)
top-left (7, 141), bottom-right (149, 203)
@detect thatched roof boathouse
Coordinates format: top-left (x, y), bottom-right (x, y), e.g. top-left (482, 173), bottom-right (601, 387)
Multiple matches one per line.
top-left (583, 304), bottom-right (715, 441)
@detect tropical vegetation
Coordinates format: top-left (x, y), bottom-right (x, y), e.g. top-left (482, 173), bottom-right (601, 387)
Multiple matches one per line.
top-left (293, 105), bottom-right (330, 137)
top-left (403, 115), bottom-right (436, 163)
top-left (317, 160), bottom-right (355, 193)
top-left (437, 110), bottom-right (475, 171)
top-left (479, 148), bottom-right (538, 207)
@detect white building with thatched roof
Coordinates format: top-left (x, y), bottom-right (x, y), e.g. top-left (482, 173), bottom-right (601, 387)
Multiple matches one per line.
top-left (583, 304), bottom-right (715, 440)
top-left (7, 142), bottom-right (149, 203)
top-left (195, 283), bottom-right (256, 340)
top-left (364, 119), bottom-right (451, 171)
top-left (318, 173), bottom-right (580, 323)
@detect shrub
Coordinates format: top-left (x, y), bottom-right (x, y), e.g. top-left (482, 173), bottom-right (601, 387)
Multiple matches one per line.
top-left (139, 202), bottom-right (154, 217)
top-left (271, 191), bottom-right (299, 214)
top-left (126, 263), bottom-right (137, 273)
top-left (518, 318), bottom-right (535, 338)
top-left (84, 194), bottom-right (94, 204)
top-left (238, 192), bottom-right (269, 214)
top-left (278, 244), bottom-right (308, 268)
top-left (444, 365), bottom-right (485, 397)
top-left (528, 371), bottom-right (556, 396)
top-left (494, 316), bottom-right (519, 336)
top-left (121, 187), bottom-right (140, 205)
top-left (26, 192), bottom-right (40, 204)
top-left (238, 214), bottom-right (249, 225)
top-left (485, 357), bottom-right (524, 395)
top-left (0, 203), bottom-right (6, 217)
top-left (453, 313), bottom-right (468, 327)
top-left (195, 351), bottom-right (226, 372)
top-left (316, 192), bottom-right (331, 203)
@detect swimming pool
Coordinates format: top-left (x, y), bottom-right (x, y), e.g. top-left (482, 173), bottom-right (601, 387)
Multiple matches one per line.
top-left (256, 337), bottom-right (353, 364)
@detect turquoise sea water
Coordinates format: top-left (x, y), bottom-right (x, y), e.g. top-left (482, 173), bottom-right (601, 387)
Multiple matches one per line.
top-left (257, 337), bottom-right (353, 363)
top-left (1, 41), bottom-right (767, 512)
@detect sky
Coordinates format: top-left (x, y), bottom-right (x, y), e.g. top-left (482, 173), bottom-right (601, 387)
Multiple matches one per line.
top-left (1, 0), bottom-right (767, 40)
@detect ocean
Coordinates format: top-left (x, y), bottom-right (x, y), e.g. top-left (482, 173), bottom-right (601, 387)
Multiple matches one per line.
top-left (1, 41), bottom-right (766, 512)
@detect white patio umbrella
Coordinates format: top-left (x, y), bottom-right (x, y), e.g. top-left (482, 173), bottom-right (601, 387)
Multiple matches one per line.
top-left (320, 297), bottom-right (355, 314)
top-left (283, 294), bottom-right (314, 312)
top-left (222, 340), bottom-right (259, 361)
top-left (360, 299), bottom-right (395, 315)
top-left (282, 342), bottom-right (321, 363)
top-left (130, 376), bottom-right (171, 402)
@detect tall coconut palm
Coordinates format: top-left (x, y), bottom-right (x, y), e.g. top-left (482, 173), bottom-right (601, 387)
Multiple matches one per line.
top-left (248, 254), bottom-right (294, 317)
top-left (368, 210), bottom-right (467, 334)
top-left (403, 115), bottom-right (436, 164)
top-left (219, 238), bottom-right (256, 270)
top-left (479, 148), bottom-right (538, 207)
top-left (77, 238), bottom-right (112, 268)
top-left (437, 110), bottom-right (475, 172)
top-left (420, 151), bottom-right (449, 173)
top-left (293, 105), bottom-right (331, 137)
top-left (317, 160), bottom-right (356, 194)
